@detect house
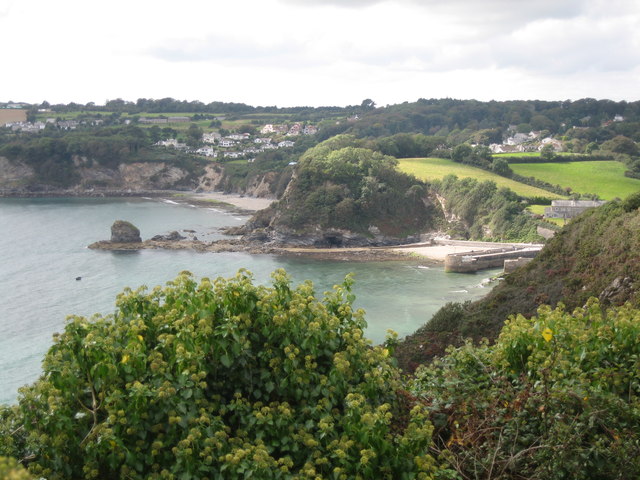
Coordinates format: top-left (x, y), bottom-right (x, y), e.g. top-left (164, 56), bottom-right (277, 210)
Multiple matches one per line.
top-left (505, 133), bottom-right (529, 145)
top-left (544, 200), bottom-right (606, 219)
top-left (538, 138), bottom-right (563, 152)
top-left (168, 116), bottom-right (190, 123)
top-left (202, 132), bottom-right (221, 144)
top-left (57, 120), bottom-right (79, 130)
top-left (278, 140), bottom-right (295, 148)
top-left (140, 117), bottom-right (168, 124)
top-left (303, 125), bottom-right (317, 135)
top-left (489, 143), bottom-right (524, 154)
top-left (228, 133), bottom-right (250, 141)
top-left (219, 138), bottom-right (236, 148)
top-left (223, 151), bottom-right (242, 158)
top-left (260, 124), bottom-right (276, 134)
top-left (196, 147), bottom-right (217, 157)
top-left (287, 124), bottom-right (302, 136)
top-left (254, 137), bottom-right (272, 144)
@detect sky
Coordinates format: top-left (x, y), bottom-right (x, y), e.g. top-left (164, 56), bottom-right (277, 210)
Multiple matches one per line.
top-left (1, 0), bottom-right (639, 107)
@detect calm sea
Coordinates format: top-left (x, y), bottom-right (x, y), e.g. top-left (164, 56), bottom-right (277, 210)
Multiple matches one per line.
top-left (0, 197), bottom-right (498, 404)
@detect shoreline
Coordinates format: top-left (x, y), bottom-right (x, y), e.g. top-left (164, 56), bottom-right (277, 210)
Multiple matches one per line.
top-left (0, 189), bottom-right (275, 213)
top-left (5, 189), bottom-right (538, 265)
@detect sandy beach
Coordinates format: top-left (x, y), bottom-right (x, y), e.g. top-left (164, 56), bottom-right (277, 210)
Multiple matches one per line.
top-left (184, 192), bottom-right (274, 212)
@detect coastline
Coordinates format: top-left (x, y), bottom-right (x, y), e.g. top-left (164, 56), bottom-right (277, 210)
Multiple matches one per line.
top-left (7, 189), bottom-right (532, 266)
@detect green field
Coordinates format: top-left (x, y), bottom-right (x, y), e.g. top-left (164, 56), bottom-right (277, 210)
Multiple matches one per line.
top-left (510, 161), bottom-right (640, 200)
top-left (493, 152), bottom-right (579, 159)
top-left (398, 158), bottom-right (565, 199)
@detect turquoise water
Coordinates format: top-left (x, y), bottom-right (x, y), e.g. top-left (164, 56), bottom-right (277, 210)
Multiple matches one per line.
top-left (0, 198), bottom-right (498, 404)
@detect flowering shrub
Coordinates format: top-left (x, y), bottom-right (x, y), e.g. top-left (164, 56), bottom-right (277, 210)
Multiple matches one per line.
top-left (2, 270), bottom-right (444, 479)
top-left (411, 299), bottom-right (640, 479)
top-left (0, 456), bottom-right (32, 480)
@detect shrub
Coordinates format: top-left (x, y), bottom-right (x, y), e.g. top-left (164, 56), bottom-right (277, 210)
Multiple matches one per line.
top-left (3, 270), bottom-right (445, 480)
top-left (411, 300), bottom-right (640, 479)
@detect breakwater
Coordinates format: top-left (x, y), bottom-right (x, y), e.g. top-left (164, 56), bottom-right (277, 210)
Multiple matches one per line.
top-left (444, 243), bottom-right (543, 273)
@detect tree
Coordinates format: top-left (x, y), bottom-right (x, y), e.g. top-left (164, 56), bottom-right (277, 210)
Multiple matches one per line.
top-left (540, 143), bottom-right (557, 161)
top-left (360, 98), bottom-right (376, 111)
top-left (3, 271), bottom-right (442, 479)
top-left (185, 123), bottom-right (203, 147)
top-left (491, 157), bottom-right (512, 177)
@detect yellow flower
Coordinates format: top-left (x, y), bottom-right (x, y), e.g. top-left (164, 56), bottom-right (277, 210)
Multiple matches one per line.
top-left (542, 328), bottom-right (553, 342)
top-left (121, 354), bottom-right (130, 364)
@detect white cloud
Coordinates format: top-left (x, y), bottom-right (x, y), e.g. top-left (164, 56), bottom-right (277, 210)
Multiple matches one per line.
top-left (0, 0), bottom-right (638, 106)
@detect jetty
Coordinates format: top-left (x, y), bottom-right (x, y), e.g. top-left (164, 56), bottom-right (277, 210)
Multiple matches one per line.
top-left (442, 241), bottom-right (543, 273)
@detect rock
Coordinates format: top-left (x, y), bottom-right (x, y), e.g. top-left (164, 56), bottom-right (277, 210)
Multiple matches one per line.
top-left (111, 220), bottom-right (142, 243)
top-left (151, 231), bottom-right (186, 242)
top-left (599, 276), bottom-right (634, 305)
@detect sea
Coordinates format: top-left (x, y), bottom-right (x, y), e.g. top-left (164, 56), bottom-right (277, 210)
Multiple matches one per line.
top-left (0, 197), bottom-right (499, 404)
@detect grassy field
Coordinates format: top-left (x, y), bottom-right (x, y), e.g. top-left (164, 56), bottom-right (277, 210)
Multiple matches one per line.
top-left (398, 158), bottom-right (565, 199)
top-left (493, 152), bottom-right (579, 159)
top-left (510, 161), bottom-right (640, 200)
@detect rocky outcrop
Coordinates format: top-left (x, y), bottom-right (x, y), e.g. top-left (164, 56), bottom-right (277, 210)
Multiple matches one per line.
top-left (111, 220), bottom-right (142, 243)
top-left (118, 163), bottom-right (188, 190)
top-left (196, 165), bottom-right (279, 198)
top-left (240, 226), bottom-right (421, 248)
top-left (599, 277), bottom-right (634, 305)
top-left (0, 157), bottom-right (35, 188)
top-left (151, 231), bottom-right (186, 242)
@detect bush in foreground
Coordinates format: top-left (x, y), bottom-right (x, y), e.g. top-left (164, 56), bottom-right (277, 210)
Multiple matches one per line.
top-left (411, 300), bottom-right (640, 479)
top-left (2, 270), bottom-right (445, 479)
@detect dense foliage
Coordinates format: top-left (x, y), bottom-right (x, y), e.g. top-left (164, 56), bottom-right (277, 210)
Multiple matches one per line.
top-left (1, 270), bottom-right (444, 479)
top-left (347, 98), bottom-right (640, 141)
top-left (395, 193), bottom-right (640, 370)
top-left (432, 175), bottom-right (544, 242)
top-left (251, 136), bottom-right (440, 238)
top-left (411, 300), bottom-right (640, 479)
top-left (0, 456), bottom-right (32, 480)
top-left (0, 126), bottom-right (205, 187)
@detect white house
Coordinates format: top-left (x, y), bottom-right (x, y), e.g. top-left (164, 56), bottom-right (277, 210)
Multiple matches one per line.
top-left (539, 137), bottom-right (563, 152)
top-left (202, 132), bottom-right (221, 144)
top-left (278, 140), bottom-right (295, 148)
top-left (196, 147), bottom-right (217, 157)
top-left (219, 138), bottom-right (235, 148)
top-left (228, 133), bottom-right (250, 141)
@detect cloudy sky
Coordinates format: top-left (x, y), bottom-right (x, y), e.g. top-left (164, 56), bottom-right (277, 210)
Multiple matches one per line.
top-left (1, 0), bottom-right (638, 107)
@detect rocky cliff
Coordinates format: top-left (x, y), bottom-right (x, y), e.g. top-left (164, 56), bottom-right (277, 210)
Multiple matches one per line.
top-left (0, 156), bottom-right (280, 198)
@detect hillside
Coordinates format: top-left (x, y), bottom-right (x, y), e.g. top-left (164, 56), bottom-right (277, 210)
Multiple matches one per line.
top-left (244, 136), bottom-right (442, 246)
top-left (395, 193), bottom-right (640, 371)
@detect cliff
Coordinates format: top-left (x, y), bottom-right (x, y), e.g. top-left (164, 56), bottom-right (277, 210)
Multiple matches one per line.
top-left (0, 156), bottom-right (280, 199)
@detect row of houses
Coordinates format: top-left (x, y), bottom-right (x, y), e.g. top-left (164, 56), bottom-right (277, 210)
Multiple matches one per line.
top-left (4, 119), bottom-right (93, 132)
top-left (260, 123), bottom-right (317, 136)
top-left (489, 132), bottom-right (564, 154)
top-left (155, 137), bottom-right (296, 159)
